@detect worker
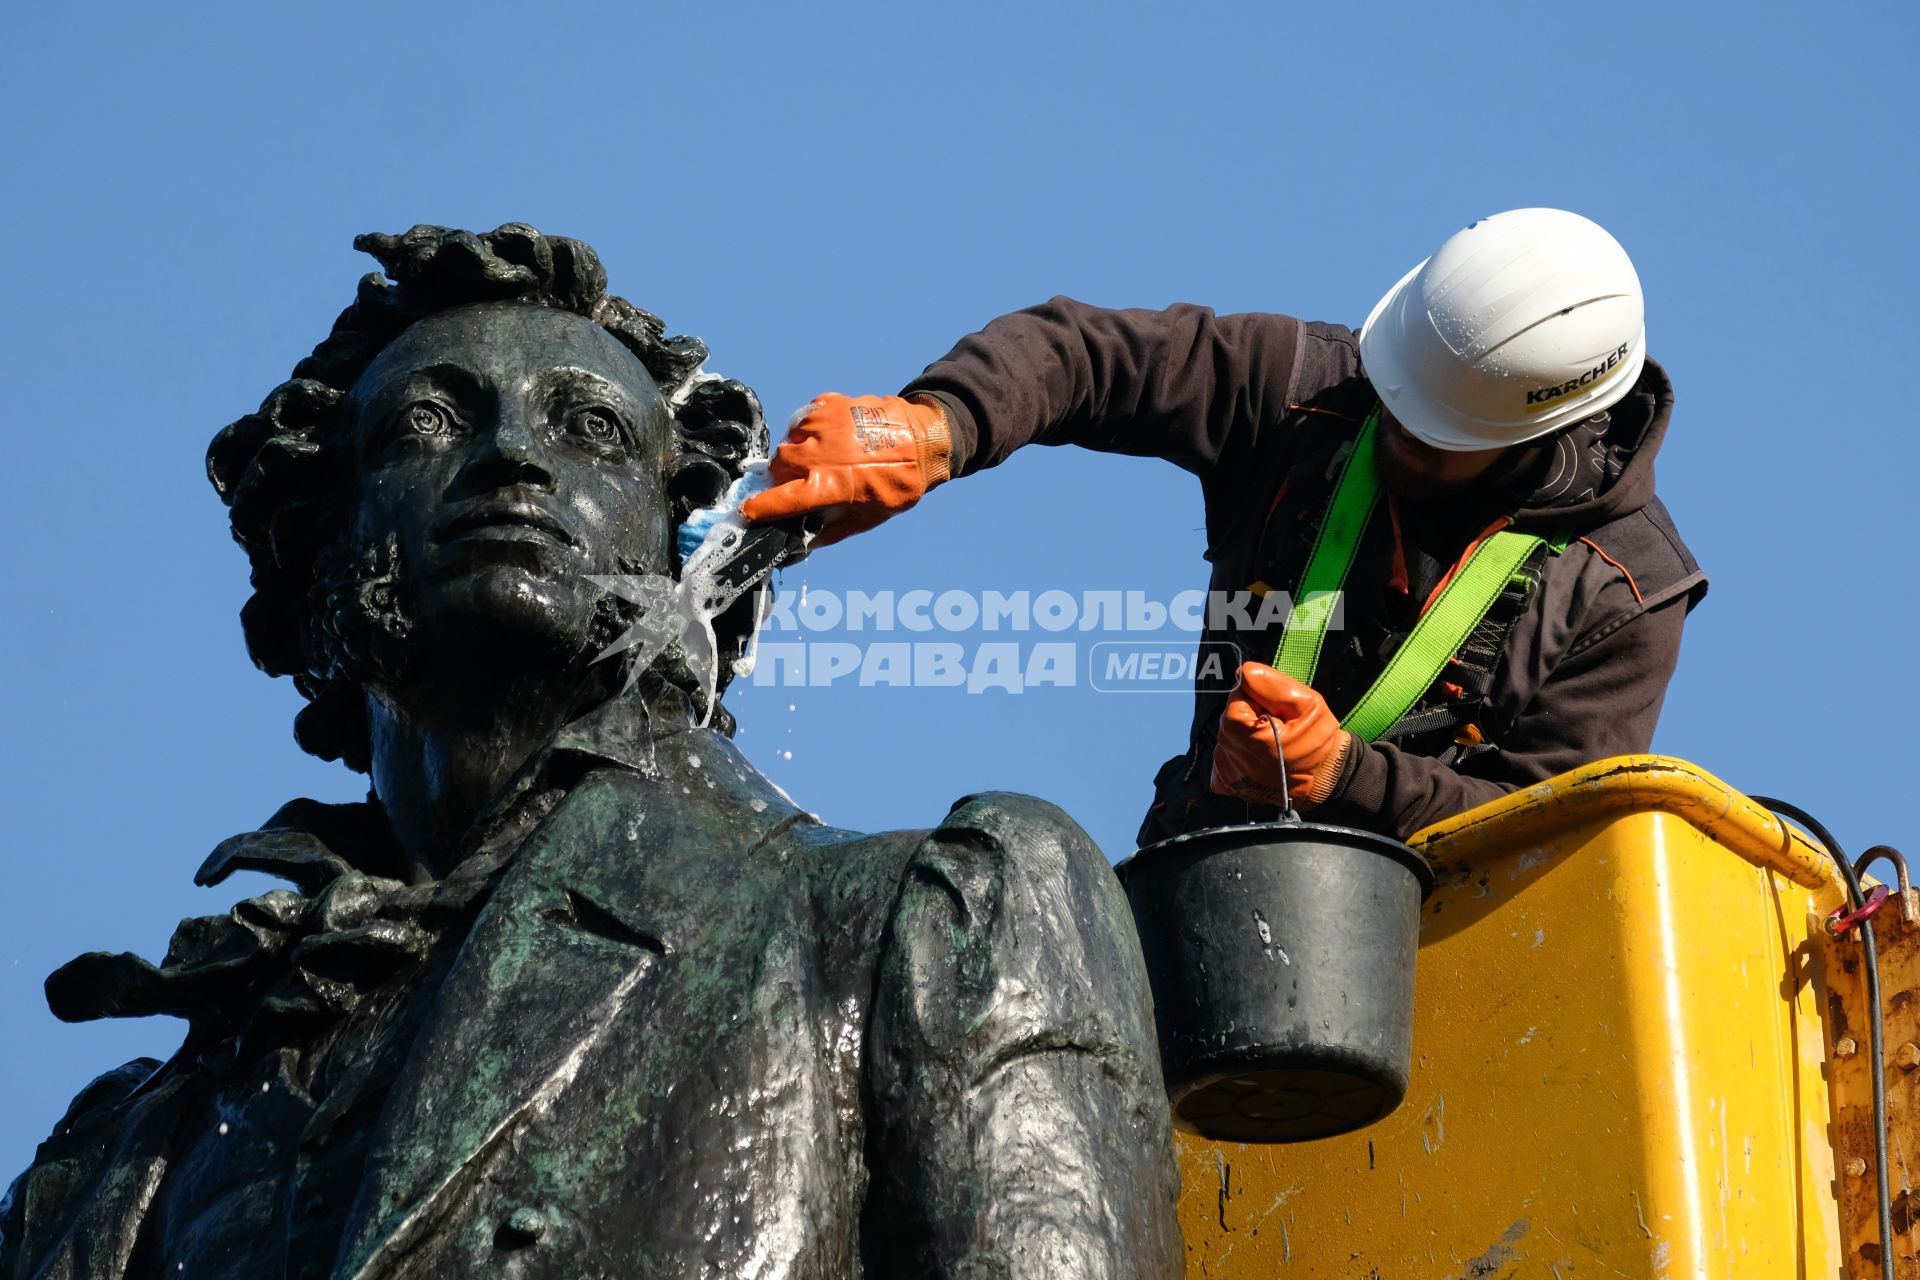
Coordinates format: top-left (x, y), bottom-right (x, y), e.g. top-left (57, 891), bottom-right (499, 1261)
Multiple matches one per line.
top-left (742, 209), bottom-right (1707, 843)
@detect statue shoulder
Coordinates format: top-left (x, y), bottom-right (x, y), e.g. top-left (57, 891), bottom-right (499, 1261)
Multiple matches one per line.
top-left (2, 1058), bottom-right (167, 1273)
top-left (797, 791), bottom-right (1136, 1007)
top-left (879, 790), bottom-right (1146, 1040)
top-left (48, 1057), bottom-right (163, 1131)
top-left (914, 790), bottom-right (1120, 925)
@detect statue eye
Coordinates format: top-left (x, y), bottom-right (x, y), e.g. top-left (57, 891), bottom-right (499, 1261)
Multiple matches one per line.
top-left (403, 401), bottom-right (457, 437)
top-left (570, 408), bottom-right (623, 445)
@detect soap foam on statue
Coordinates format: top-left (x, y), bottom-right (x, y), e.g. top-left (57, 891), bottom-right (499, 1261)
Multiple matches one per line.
top-left (592, 454), bottom-right (807, 724)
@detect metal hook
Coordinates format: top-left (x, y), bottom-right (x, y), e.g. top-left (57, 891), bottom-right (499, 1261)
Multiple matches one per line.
top-left (1855, 845), bottom-right (1915, 924)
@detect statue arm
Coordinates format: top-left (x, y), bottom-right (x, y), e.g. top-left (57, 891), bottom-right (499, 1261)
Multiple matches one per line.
top-left (863, 794), bottom-right (1182, 1278)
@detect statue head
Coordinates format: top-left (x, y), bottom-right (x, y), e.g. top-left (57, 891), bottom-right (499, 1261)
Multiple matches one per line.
top-left (208, 225), bottom-right (768, 772)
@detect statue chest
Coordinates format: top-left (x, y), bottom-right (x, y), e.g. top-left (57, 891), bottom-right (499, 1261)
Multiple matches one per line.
top-left (147, 772), bottom-right (895, 1278)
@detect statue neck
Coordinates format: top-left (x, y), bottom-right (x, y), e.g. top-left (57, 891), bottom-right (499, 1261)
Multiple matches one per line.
top-left (365, 663), bottom-right (613, 881)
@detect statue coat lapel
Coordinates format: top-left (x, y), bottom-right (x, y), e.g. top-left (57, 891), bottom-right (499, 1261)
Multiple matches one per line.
top-left (334, 736), bottom-right (803, 1280)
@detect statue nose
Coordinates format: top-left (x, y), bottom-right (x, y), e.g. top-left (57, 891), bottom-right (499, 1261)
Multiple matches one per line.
top-left (466, 410), bottom-right (552, 489)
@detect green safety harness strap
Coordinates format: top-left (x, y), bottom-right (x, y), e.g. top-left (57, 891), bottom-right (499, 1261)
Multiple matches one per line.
top-left (1270, 407), bottom-right (1549, 744)
top-left (1270, 408), bottom-right (1384, 684)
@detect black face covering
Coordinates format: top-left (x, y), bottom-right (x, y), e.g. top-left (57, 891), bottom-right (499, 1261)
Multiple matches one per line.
top-left (1500, 410), bottom-right (1634, 511)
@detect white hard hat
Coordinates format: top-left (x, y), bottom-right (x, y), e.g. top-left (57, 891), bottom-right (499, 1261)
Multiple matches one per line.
top-left (1358, 208), bottom-right (1646, 451)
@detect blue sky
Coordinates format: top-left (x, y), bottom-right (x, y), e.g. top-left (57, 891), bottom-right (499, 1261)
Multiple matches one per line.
top-left (2, 1), bottom-right (1913, 1179)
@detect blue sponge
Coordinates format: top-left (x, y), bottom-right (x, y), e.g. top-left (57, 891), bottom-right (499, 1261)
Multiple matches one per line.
top-left (677, 462), bottom-right (772, 563)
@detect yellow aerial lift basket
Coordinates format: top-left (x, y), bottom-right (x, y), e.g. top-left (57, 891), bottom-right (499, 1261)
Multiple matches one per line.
top-left (1173, 755), bottom-right (1916, 1278)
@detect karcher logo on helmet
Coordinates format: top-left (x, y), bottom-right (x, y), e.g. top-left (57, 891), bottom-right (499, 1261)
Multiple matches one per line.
top-left (1524, 343), bottom-right (1632, 413)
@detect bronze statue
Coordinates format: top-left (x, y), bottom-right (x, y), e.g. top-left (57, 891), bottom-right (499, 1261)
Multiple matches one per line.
top-left (0, 226), bottom-right (1181, 1278)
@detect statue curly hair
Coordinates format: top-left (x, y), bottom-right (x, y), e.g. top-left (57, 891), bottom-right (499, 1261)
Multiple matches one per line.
top-left (207, 224), bottom-right (769, 772)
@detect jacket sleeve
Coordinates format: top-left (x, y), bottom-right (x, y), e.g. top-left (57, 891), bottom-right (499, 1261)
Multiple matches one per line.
top-left (862, 793), bottom-right (1183, 1279)
top-left (1317, 591), bottom-right (1691, 841)
top-left (902, 296), bottom-right (1306, 492)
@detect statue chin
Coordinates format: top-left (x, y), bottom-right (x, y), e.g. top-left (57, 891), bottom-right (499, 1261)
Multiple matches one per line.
top-left (406, 566), bottom-right (601, 681)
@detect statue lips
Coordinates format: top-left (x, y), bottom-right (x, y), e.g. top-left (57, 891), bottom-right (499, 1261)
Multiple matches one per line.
top-left (434, 500), bottom-right (580, 553)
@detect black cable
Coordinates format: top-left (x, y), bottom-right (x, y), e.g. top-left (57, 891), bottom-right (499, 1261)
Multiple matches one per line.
top-left (1752, 796), bottom-right (1895, 1280)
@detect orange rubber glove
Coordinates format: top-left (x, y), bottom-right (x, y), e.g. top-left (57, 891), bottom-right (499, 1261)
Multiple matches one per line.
top-left (741, 393), bottom-right (952, 548)
top-left (1210, 661), bottom-right (1356, 811)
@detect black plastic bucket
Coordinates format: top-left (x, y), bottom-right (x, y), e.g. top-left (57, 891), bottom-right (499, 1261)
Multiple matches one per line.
top-left (1117, 819), bottom-right (1435, 1143)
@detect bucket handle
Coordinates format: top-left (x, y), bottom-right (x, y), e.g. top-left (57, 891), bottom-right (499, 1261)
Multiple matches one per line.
top-left (1245, 681), bottom-right (1302, 827)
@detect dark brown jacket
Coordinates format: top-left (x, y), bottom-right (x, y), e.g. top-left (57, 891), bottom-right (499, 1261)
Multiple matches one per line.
top-left (904, 298), bottom-right (1706, 842)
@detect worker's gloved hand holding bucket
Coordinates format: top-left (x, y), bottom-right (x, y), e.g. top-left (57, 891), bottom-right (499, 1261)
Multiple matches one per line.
top-left (1118, 740), bottom-right (1435, 1143)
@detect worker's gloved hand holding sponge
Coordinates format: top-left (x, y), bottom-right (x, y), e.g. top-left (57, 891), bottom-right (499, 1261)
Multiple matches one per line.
top-left (1211, 662), bottom-right (1355, 811)
top-left (741, 393), bottom-right (952, 548)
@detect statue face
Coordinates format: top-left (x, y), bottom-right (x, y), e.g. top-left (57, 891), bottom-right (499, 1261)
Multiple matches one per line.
top-left (347, 301), bottom-right (672, 666)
